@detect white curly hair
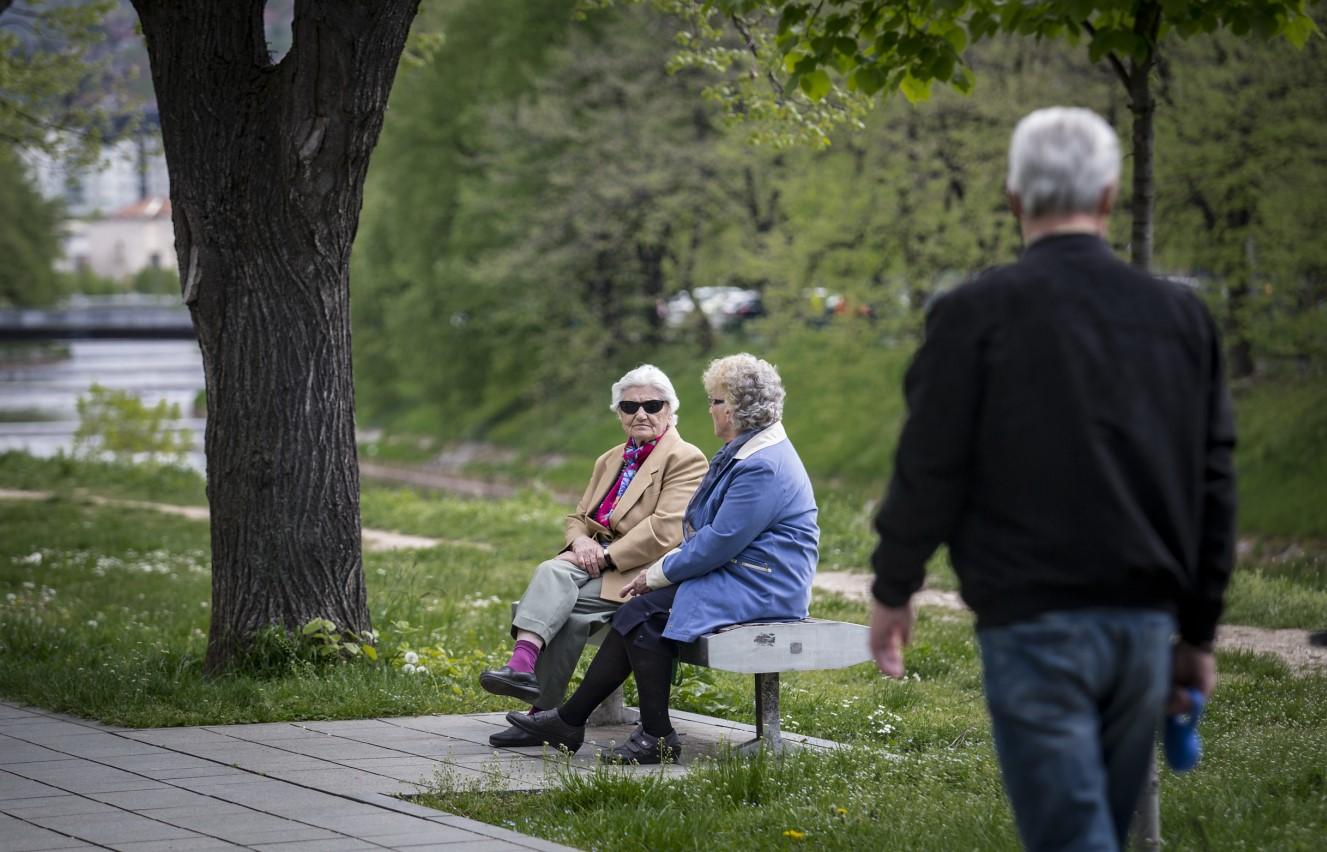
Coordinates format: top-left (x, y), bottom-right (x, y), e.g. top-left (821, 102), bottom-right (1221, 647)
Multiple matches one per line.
top-left (703, 353), bottom-right (784, 432)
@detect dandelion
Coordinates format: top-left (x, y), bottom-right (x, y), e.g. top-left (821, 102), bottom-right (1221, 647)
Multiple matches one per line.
top-left (200, 601), bottom-right (209, 608)
top-left (403, 651), bottom-right (419, 665)
top-left (782, 829), bottom-right (806, 841)
top-left (415, 666), bottom-right (429, 675)
top-left (19, 553), bottom-right (42, 565)
top-left (402, 663), bottom-right (417, 674)
top-left (833, 806), bottom-right (848, 816)
top-left (86, 620), bottom-right (98, 629)
top-left (21, 581), bottom-right (35, 589)
top-left (4, 594), bottom-right (14, 604)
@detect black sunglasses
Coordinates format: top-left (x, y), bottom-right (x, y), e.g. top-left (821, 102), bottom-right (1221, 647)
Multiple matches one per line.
top-left (618, 399), bottom-right (668, 415)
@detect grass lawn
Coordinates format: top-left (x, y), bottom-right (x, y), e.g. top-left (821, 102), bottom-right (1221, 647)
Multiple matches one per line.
top-left (2, 454), bottom-right (1325, 849)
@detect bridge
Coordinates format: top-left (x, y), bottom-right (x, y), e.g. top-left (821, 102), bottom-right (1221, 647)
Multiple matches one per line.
top-left (0, 299), bottom-right (194, 341)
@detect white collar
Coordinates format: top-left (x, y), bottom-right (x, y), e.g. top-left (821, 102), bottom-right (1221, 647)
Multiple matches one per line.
top-left (734, 421), bottom-right (787, 460)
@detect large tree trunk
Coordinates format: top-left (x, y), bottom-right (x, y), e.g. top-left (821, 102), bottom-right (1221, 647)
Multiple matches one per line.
top-left (131, 0), bottom-right (420, 673)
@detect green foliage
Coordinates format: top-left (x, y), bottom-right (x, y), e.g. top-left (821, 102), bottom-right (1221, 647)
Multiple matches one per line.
top-left (0, 142), bottom-right (66, 307)
top-left (0, 0), bottom-right (121, 163)
top-left (73, 383), bottom-right (193, 464)
top-left (130, 264), bottom-right (181, 296)
top-left (1232, 378), bottom-right (1327, 538)
top-left (233, 620), bottom-right (380, 678)
top-left (655, 0), bottom-right (1318, 146)
top-left (0, 450), bottom-right (206, 505)
top-left (1154, 19), bottom-right (1327, 375)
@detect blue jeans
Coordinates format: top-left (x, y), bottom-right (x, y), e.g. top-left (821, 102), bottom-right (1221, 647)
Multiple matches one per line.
top-left (978, 609), bottom-right (1174, 852)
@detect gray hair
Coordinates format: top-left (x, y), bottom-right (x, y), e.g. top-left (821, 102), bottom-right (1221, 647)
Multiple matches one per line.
top-left (1007, 107), bottom-right (1121, 219)
top-left (609, 364), bottom-right (680, 425)
top-left (703, 353), bottom-right (784, 432)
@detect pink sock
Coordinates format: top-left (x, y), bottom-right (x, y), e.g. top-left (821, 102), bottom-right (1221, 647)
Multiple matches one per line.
top-left (506, 639), bottom-right (540, 673)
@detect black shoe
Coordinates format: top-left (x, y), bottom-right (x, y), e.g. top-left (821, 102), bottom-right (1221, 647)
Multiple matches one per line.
top-left (479, 666), bottom-right (541, 703)
top-left (600, 726), bottom-right (682, 765)
top-left (506, 708), bottom-right (584, 754)
top-left (489, 723), bottom-right (544, 748)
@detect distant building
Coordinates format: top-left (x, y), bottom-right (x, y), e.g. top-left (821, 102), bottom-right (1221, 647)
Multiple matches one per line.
top-left (25, 132), bottom-right (170, 218)
top-left (64, 196), bottom-right (176, 280)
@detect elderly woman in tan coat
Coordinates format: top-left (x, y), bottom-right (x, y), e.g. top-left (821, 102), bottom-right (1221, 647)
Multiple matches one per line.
top-left (480, 364), bottom-right (707, 747)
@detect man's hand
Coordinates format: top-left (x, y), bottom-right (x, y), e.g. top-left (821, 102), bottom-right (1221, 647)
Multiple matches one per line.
top-left (620, 571), bottom-right (650, 598)
top-left (869, 600), bottom-right (914, 678)
top-left (1169, 641), bottom-right (1216, 714)
top-left (568, 535), bottom-right (605, 578)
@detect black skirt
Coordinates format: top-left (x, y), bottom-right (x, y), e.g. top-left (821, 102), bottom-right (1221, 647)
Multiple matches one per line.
top-left (611, 584), bottom-right (680, 654)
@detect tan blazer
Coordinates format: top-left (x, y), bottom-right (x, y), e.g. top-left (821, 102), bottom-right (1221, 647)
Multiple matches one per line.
top-left (563, 426), bottom-right (708, 601)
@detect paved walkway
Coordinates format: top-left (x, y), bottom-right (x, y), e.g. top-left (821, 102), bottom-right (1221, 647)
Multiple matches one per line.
top-left (0, 700), bottom-right (835, 851)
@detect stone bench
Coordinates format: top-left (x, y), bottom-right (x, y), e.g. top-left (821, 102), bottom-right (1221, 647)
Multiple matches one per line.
top-left (677, 618), bottom-right (871, 751)
top-left (514, 604), bottom-right (871, 750)
top-left (591, 616), bottom-right (871, 752)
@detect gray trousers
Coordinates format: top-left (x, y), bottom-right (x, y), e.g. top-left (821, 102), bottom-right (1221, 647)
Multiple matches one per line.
top-left (511, 558), bottom-right (620, 709)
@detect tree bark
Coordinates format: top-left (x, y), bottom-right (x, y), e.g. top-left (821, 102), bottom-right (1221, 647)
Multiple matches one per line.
top-left (130, 0), bottom-right (420, 673)
top-left (1126, 6), bottom-right (1161, 271)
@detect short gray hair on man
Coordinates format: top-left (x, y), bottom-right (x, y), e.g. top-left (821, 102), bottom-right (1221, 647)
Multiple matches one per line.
top-left (703, 353), bottom-right (785, 433)
top-left (609, 364), bottom-right (680, 425)
top-left (1007, 107), bottom-right (1121, 219)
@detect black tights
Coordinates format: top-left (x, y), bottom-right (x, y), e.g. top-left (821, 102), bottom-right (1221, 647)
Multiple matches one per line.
top-left (557, 627), bottom-right (675, 737)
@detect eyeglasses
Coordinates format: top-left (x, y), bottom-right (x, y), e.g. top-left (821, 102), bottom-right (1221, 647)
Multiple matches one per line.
top-left (709, 398), bottom-right (726, 406)
top-left (618, 399), bottom-right (667, 415)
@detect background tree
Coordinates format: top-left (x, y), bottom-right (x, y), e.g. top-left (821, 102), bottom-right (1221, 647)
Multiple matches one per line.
top-left (660, 0), bottom-right (1316, 270)
top-left (1154, 17), bottom-right (1327, 377)
top-left (129, 0), bottom-right (419, 672)
top-left (0, 141), bottom-right (65, 306)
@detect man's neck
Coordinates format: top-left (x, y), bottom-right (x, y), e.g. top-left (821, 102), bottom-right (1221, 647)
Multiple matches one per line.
top-left (1021, 214), bottom-right (1106, 246)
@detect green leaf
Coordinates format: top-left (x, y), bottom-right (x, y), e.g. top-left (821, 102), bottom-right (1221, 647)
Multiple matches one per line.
top-left (952, 65), bottom-right (976, 94)
top-left (833, 36), bottom-right (858, 56)
top-left (899, 74), bottom-right (932, 104)
top-left (851, 65), bottom-right (887, 96)
top-left (784, 51), bottom-right (806, 74)
top-left (943, 25), bottom-right (969, 54)
top-left (363, 645), bottom-right (378, 662)
top-left (1283, 13), bottom-right (1317, 48)
top-left (800, 69), bottom-right (832, 101)
top-left (778, 3), bottom-right (808, 36)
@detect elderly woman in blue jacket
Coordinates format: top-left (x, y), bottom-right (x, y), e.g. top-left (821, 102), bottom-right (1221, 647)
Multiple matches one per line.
top-left (507, 353), bottom-right (819, 764)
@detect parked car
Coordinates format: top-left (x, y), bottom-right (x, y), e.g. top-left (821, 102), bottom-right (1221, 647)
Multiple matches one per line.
top-left (661, 286), bottom-right (764, 330)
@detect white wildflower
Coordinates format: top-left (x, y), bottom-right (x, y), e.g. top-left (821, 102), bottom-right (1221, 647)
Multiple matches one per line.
top-left (402, 663), bottom-right (416, 674)
top-left (19, 552), bottom-right (42, 565)
top-left (403, 651), bottom-right (419, 665)
top-left (415, 666), bottom-right (429, 675)
top-left (86, 620), bottom-right (98, 629)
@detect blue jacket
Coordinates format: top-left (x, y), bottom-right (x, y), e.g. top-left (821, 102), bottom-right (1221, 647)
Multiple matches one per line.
top-left (660, 422), bottom-right (820, 642)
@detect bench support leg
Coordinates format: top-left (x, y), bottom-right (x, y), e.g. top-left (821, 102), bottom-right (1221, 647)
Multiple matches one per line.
top-left (587, 684), bottom-right (638, 726)
top-left (737, 672), bottom-right (782, 754)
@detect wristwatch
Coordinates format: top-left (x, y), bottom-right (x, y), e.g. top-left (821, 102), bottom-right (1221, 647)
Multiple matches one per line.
top-left (601, 543), bottom-right (615, 570)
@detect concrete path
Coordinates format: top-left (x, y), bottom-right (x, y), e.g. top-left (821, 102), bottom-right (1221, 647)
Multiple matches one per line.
top-left (0, 700), bottom-right (836, 851)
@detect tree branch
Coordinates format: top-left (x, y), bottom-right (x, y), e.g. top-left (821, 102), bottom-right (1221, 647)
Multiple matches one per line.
top-left (1081, 20), bottom-right (1131, 89)
top-left (730, 13), bottom-right (784, 105)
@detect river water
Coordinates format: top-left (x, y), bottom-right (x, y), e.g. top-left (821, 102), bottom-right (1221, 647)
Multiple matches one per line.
top-left (0, 340), bottom-right (207, 472)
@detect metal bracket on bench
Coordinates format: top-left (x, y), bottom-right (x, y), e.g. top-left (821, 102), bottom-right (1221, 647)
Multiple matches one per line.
top-left (735, 672), bottom-right (782, 754)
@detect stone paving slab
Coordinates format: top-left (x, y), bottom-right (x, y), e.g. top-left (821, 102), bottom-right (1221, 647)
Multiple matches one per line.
top-left (0, 698), bottom-right (841, 851)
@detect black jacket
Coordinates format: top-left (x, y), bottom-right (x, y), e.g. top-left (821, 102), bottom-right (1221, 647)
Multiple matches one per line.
top-left (871, 234), bottom-right (1237, 646)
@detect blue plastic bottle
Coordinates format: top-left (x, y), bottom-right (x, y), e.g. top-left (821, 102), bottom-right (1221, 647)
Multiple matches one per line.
top-left (1163, 688), bottom-right (1204, 772)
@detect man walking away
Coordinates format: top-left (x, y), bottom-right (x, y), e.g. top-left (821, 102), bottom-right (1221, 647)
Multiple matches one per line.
top-left (868, 107), bottom-right (1237, 851)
